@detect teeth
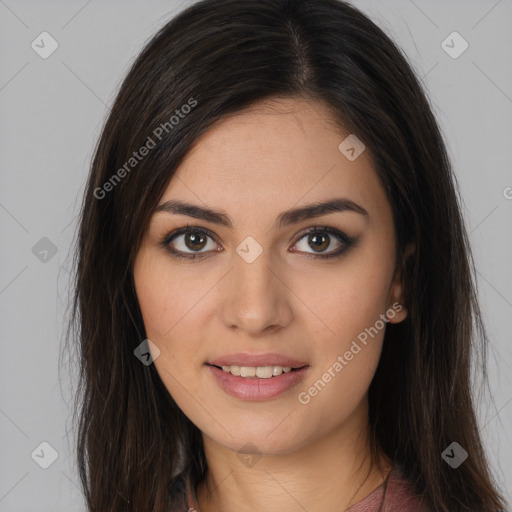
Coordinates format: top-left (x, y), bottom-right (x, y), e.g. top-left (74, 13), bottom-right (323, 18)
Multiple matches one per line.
top-left (220, 365), bottom-right (294, 378)
top-left (241, 366), bottom-right (256, 377)
top-left (256, 366), bottom-right (273, 378)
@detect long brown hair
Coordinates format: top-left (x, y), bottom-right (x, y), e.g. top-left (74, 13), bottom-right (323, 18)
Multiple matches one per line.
top-left (63, 0), bottom-right (507, 510)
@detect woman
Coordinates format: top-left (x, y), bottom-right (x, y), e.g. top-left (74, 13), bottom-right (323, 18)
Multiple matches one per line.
top-left (66, 0), bottom-right (508, 510)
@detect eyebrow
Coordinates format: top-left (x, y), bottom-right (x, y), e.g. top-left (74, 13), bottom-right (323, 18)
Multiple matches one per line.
top-left (154, 197), bottom-right (369, 229)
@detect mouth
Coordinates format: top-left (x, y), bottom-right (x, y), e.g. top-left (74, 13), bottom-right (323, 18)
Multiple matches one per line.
top-left (206, 362), bottom-right (311, 400)
top-left (207, 363), bottom-right (308, 379)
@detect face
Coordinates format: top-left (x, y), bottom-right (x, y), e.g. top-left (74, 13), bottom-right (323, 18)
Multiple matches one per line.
top-left (133, 97), bottom-right (408, 457)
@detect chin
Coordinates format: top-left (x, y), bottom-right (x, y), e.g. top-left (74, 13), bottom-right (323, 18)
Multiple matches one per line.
top-left (203, 422), bottom-right (311, 457)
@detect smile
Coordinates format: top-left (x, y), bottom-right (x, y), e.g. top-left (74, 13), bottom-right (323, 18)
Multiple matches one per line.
top-left (206, 363), bottom-right (310, 400)
top-left (212, 364), bottom-right (303, 378)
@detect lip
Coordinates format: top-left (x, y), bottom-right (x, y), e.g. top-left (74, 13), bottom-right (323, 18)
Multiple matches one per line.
top-left (206, 364), bottom-right (310, 401)
top-left (208, 352), bottom-right (308, 368)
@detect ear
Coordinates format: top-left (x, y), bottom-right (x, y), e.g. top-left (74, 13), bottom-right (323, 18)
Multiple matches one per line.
top-left (386, 242), bottom-right (415, 324)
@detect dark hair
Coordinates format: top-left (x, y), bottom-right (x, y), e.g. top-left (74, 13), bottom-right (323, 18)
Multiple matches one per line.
top-left (64, 0), bottom-right (507, 510)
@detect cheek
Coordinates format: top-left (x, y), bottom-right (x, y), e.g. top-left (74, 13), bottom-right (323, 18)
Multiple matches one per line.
top-left (293, 250), bottom-right (393, 350)
top-left (133, 254), bottom-right (199, 402)
top-left (133, 249), bottom-right (213, 414)
top-left (294, 282), bottom-right (387, 432)
top-left (134, 250), bottom-right (201, 341)
top-left (291, 248), bottom-right (392, 408)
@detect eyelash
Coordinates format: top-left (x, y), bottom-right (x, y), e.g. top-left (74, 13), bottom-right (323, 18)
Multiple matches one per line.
top-left (159, 225), bottom-right (358, 261)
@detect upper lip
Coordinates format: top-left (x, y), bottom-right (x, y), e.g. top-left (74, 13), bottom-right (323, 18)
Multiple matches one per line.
top-left (208, 352), bottom-right (308, 368)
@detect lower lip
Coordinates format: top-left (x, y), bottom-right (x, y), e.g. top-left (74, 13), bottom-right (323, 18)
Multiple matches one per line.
top-left (206, 364), bottom-right (310, 401)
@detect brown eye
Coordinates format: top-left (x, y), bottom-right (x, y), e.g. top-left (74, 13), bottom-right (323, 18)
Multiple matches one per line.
top-left (291, 227), bottom-right (359, 259)
top-left (160, 226), bottom-right (358, 261)
top-left (306, 232), bottom-right (330, 252)
top-left (293, 227), bottom-right (356, 257)
top-left (183, 232), bottom-right (208, 251)
top-left (161, 227), bottom-right (219, 259)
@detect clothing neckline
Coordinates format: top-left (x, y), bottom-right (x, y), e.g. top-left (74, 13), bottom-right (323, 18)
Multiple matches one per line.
top-left (345, 467), bottom-right (392, 511)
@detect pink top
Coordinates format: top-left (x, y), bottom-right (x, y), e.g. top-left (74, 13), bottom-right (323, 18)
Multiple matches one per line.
top-left (174, 466), bottom-right (430, 512)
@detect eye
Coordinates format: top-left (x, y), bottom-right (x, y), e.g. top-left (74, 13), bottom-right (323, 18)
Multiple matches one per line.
top-left (159, 225), bottom-right (358, 260)
top-left (160, 226), bottom-right (220, 259)
top-left (291, 227), bottom-right (358, 259)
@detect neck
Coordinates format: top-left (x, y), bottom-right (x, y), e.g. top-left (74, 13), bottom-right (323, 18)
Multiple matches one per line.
top-left (194, 406), bottom-right (391, 512)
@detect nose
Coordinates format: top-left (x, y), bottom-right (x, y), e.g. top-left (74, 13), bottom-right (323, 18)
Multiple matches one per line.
top-left (219, 252), bottom-right (293, 336)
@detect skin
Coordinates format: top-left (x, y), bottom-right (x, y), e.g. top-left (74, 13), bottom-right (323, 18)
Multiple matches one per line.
top-left (133, 97), bottom-right (411, 512)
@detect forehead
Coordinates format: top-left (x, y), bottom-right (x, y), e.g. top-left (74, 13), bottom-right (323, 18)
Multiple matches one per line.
top-left (159, 97), bottom-right (388, 222)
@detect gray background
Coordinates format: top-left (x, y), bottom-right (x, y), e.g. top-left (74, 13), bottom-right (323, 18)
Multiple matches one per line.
top-left (0, 0), bottom-right (511, 510)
